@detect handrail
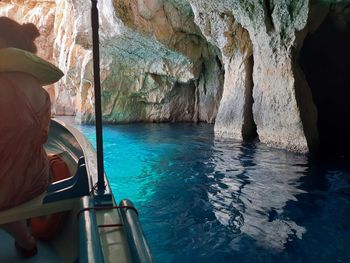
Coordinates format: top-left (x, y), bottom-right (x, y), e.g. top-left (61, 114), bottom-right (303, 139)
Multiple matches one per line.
top-left (119, 199), bottom-right (155, 263)
top-left (78, 196), bottom-right (105, 263)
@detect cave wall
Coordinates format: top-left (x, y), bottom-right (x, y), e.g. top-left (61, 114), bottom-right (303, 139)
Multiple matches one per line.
top-left (1, 0), bottom-right (223, 124)
top-left (1, 0), bottom-right (349, 155)
top-left (0, 0), bottom-right (57, 102)
top-left (53, 0), bottom-right (225, 123)
top-left (300, 3), bottom-right (350, 157)
top-left (189, 0), bottom-right (322, 152)
top-left (188, 6), bottom-right (256, 140)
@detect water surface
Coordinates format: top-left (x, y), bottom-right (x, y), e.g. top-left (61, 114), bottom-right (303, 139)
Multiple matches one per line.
top-left (62, 118), bottom-right (350, 263)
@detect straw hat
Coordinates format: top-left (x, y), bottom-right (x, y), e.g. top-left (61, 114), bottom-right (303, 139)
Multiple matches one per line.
top-left (0, 47), bottom-right (64, 86)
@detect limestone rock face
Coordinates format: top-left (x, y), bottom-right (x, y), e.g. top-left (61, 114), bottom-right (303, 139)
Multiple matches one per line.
top-left (91, 0), bottom-right (224, 123)
top-left (188, 4), bottom-right (255, 140)
top-left (1, 0), bottom-right (223, 124)
top-left (54, 0), bottom-right (224, 123)
top-left (0, 0), bottom-right (57, 102)
top-left (2, 0), bottom-right (344, 154)
top-left (189, 0), bottom-right (324, 152)
top-left (0, 0), bottom-right (56, 63)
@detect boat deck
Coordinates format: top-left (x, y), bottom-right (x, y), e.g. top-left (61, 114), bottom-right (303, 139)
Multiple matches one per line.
top-left (0, 120), bottom-right (137, 263)
top-left (0, 229), bottom-right (60, 262)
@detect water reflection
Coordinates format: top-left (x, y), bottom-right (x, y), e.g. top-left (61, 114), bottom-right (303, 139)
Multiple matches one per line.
top-left (65, 119), bottom-right (350, 263)
top-left (208, 138), bottom-right (308, 250)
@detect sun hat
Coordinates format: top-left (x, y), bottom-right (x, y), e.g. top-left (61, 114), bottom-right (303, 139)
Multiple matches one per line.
top-left (0, 47), bottom-right (64, 86)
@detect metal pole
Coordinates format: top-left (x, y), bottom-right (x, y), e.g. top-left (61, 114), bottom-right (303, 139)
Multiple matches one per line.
top-left (91, 0), bottom-right (105, 193)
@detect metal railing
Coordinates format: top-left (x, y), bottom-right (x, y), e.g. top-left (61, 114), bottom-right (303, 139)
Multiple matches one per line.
top-left (119, 199), bottom-right (155, 263)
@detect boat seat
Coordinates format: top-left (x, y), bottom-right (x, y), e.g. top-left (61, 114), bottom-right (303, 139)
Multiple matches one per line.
top-left (44, 156), bottom-right (90, 203)
top-left (0, 156), bottom-right (90, 225)
top-left (0, 192), bottom-right (80, 225)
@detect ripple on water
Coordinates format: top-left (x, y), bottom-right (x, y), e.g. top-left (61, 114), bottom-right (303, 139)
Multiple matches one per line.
top-left (63, 118), bottom-right (350, 263)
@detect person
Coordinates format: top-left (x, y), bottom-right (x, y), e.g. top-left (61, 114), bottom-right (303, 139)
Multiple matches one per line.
top-left (0, 17), bottom-right (63, 257)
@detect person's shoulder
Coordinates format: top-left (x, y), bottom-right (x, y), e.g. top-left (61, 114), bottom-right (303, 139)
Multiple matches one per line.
top-left (2, 71), bottom-right (41, 89)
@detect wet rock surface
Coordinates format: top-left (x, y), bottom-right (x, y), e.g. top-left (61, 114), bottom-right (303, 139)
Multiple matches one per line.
top-left (1, 0), bottom-right (349, 155)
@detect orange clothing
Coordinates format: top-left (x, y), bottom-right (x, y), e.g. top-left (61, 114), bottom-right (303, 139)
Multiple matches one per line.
top-left (0, 73), bottom-right (50, 211)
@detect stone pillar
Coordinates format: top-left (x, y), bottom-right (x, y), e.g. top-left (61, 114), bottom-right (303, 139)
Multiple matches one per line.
top-left (190, 0), bottom-right (320, 152)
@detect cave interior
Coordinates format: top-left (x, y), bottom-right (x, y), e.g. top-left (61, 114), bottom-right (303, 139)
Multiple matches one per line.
top-left (299, 6), bottom-right (350, 158)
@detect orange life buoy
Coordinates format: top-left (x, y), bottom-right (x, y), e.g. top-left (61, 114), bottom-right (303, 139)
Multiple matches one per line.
top-left (29, 154), bottom-right (71, 241)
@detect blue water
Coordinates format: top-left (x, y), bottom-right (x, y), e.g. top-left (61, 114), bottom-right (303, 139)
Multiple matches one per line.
top-left (64, 118), bottom-right (350, 263)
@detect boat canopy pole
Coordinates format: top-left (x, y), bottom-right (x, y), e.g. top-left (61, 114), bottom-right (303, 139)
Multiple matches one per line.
top-left (91, 0), bottom-right (106, 194)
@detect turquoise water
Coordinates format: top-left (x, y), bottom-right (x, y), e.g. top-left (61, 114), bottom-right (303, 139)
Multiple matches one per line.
top-left (65, 118), bottom-right (350, 263)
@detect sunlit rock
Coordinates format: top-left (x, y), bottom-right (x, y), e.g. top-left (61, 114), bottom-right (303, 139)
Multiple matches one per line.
top-left (110, 0), bottom-right (223, 123)
top-left (3, 0), bottom-right (348, 154)
top-left (1, 0), bottom-right (223, 124)
top-left (188, 3), bottom-right (255, 140)
top-left (189, 0), bottom-right (324, 152)
top-left (0, 0), bottom-right (57, 103)
top-left (55, 0), bottom-right (223, 123)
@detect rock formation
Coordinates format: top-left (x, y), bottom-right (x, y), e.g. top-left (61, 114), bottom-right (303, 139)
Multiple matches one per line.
top-left (1, 0), bottom-right (349, 154)
top-left (1, 0), bottom-right (223, 124)
top-left (0, 0), bottom-right (57, 101)
top-left (53, 0), bottom-right (224, 124)
top-left (189, 0), bottom-right (323, 152)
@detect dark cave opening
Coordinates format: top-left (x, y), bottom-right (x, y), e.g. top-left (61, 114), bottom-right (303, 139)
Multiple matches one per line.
top-left (299, 10), bottom-right (350, 158)
top-left (242, 55), bottom-right (258, 141)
